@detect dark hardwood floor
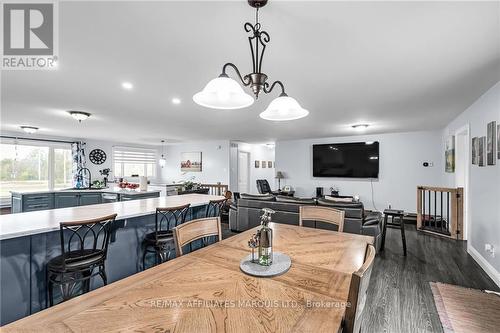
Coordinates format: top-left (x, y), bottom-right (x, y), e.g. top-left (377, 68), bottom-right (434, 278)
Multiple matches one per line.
top-left (362, 224), bottom-right (499, 333)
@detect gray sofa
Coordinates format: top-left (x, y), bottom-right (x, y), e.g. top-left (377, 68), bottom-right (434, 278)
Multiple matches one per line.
top-left (229, 194), bottom-right (382, 251)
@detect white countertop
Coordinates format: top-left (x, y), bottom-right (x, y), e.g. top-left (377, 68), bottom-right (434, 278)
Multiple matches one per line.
top-left (11, 188), bottom-right (161, 196)
top-left (0, 194), bottom-right (224, 240)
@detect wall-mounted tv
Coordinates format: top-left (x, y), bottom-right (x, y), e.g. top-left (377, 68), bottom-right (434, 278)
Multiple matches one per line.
top-left (313, 142), bottom-right (379, 178)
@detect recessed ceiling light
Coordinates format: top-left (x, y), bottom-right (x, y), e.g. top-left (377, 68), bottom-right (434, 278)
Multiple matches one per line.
top-left (20, 126), bottom-right (39, 134)
top-left (68, 111), bottom-right (91, 122)
top-left (352, 124), bottom-right (369, 130)
top-left (171, 97), bottom-right (181, 105)
top-left (121, 82), bottom-right (133, 90)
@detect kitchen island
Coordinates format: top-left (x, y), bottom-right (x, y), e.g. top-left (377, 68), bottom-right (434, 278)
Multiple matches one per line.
top-left (0, 194), bottom-right (224, 325)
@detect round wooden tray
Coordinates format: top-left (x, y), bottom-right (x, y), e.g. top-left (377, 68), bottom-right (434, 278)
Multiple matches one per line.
top-left (239, 252), bottom-right (291, 277)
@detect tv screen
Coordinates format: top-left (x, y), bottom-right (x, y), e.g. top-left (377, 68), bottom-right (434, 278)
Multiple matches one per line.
top-left (313, 142), bottom-right (379, 178)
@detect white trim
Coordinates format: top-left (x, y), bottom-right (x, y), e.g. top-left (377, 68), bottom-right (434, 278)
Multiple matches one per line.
top-left (468, 245), bottom-right (500, 288)
top-left (454, 124), bottom-right (470, 241)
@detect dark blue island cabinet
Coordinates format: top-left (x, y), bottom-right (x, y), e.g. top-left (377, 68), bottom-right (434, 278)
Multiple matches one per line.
top-left (11, 191), bottom-right (160, 213)
top-left (0, 205), bottom-right (206, 326)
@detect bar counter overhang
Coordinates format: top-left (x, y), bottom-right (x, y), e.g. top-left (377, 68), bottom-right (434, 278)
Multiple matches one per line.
top-left (0, 194), bottom-right (224, 325)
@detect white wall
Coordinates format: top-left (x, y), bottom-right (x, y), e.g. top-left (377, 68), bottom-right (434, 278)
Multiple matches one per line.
top-left (275, 131), bottom-right (443, 212)
top-left (84, 139), bottom-right (160, 183)
top-left (238, 143), bottom-right (276, 194)
top-left (442, 81), bottom-right (500, 284)
top-left (160, 141), bottom-right (230, 185)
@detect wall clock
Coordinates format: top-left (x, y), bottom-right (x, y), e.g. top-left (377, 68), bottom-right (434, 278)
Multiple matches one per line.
top-left (89, 149), bottom-right (106, 165)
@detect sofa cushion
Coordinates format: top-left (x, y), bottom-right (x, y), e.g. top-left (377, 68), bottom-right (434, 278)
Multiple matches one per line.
top-left (239, 193), bottom-right (276, 201)
top-left (323, 196), bottom-right (353, 203)
top-left (275, 196), bottom-right (316, 204)
top-left (317, 198), bottom-right (364, 219)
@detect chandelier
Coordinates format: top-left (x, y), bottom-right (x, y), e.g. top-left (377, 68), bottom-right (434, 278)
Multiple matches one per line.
top-left (193, 0), bottom-right (309, 121)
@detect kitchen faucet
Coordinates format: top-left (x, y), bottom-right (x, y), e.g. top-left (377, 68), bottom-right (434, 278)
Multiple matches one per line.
top-left (77, 167), bottom-right (92, 189)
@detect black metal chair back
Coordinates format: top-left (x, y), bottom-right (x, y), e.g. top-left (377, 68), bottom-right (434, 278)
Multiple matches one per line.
top-left (155, 204), bottom-right (190, 238)
top-left (205, 198), bottom-right (227, 218)
top-left (59, 214), bottom-right (117, 270)
top-left (256, 179), bottom-right (272, 194)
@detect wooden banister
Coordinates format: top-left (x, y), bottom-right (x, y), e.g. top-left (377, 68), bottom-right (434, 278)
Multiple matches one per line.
top-left (200, 183), bottom-right (228, 196)
top-left (416, 186), bottom-right (463, 240)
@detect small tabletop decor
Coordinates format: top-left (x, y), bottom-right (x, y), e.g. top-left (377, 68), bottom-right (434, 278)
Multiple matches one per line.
top-left (240, 208), bottom-right (292, 277)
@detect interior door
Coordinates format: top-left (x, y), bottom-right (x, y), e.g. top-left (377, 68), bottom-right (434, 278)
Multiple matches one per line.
top-left (238, 152), bottom-right (250, 193)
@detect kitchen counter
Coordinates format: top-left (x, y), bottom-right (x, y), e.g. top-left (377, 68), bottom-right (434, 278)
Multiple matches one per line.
top-left (0, 193), bottom-right (225, 325)
top-left (1, 194), bottom-right (222, 240)
top-left (10, 187), bottom-right (161, 196)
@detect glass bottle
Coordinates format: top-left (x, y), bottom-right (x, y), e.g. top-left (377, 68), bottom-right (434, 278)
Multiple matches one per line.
top-left (258, 208), bottom-right (275, 266)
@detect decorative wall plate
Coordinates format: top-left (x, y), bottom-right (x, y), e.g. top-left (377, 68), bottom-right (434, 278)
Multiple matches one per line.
top-left (89, 149), bottom-right (106, 165)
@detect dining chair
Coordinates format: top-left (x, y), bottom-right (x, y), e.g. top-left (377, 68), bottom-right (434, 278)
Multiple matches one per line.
top-left (343, 243), bottom-right (376, 333)
top-left (142, 204), bottom-right (190, 269)
top-left (299, 205), bottom-right (345, 232)
top-left (173, 217), bottom-right (222, 256)
top-left (47, 213), bottom-right (117, 306)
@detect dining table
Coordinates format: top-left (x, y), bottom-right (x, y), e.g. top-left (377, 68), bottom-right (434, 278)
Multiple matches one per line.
top-left (3, 222), bottom-right (374, 332)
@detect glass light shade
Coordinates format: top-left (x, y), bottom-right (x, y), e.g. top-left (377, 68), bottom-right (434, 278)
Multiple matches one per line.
top-left (259, 96), bottom-right (309, 121)
top-left (159, 156), bottom-right (166, 167)
top-left (193, 77), bottom-right (254, 110)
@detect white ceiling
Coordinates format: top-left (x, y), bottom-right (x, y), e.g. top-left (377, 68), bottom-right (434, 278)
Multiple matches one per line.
top-left (2, 1), bottom-right (499, 145)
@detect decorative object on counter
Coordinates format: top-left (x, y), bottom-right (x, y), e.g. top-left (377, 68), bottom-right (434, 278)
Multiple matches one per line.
top-left (99, 168), bottom-right (111, 187)
top-left (445, 135), bottom-right (455, 172)
top-left (247, 232), bottom-right (260, 263)
top-left (258, 208), bottom-right (275, 266)
top-left (159, 140), bottom-right (166, 168)
top-left (139, 176), bottom-right (148, 191)
top-left (118, 181), bottom-right (140, 190)
top-left (486, 121), bottom-right (496, 165)
top-left (180, 152), bottom-right (202, 172)
top-left (177, 177), bottom-right (201, 192)
top-left (275, 171), bottom-right (284, 190)
top-left (89, 149), bottom-right (106, 165)
top-left (255, 160), bottom-right (260, 168)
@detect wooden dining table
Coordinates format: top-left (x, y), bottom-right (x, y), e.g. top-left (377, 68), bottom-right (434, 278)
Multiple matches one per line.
top-left (3, 223), bottom-right (373, 332)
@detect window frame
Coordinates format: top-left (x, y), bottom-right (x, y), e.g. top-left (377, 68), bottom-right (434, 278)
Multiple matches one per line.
top-left (0, 138), bottom-right (73, 205)
top-left (112, 145), bottom-right (158, 179)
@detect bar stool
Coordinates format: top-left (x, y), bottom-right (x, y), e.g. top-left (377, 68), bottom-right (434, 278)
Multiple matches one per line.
top-left (205, 198), bottom-right (228, 218)
top-left (142, 204), bottom-right (190, 269)
top-left (380, 209), bottom-right (407, 256)
top-left (47, 213), bottom-right (117, 306)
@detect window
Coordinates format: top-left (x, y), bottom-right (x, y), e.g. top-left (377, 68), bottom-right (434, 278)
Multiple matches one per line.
top-left (113, 146), bottom-right (157, 178)
top-left (0, 140), bottom-right (72, 205)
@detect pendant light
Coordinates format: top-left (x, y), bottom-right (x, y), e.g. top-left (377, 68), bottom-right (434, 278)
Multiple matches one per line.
top-left (159, 140), bottom-right (166, 168)
top-left (193, 0), bottom-right (308, 121)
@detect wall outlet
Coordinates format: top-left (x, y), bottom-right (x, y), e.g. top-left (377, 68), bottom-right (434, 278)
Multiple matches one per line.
top-left (485, 243), bottom-right (495, 257)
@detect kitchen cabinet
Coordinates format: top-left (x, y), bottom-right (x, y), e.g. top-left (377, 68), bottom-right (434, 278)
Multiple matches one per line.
top-left (11, 193), bottom-right (54, 213)
top-left (79, 193), bottom-right (102, 206)
top-left (119, 192), bottom-right (160, 201)
top-left (54, 193), bottom-right (80, 208)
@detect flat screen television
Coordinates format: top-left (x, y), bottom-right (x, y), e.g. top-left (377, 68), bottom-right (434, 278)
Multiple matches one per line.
top-left (313, 142), bottom-right (379, 178)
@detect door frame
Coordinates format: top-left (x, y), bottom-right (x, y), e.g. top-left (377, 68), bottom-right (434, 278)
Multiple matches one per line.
top-left (454, 124), bottom-right (470, 243)
top-left (237, 151), bottom-right (250, 193)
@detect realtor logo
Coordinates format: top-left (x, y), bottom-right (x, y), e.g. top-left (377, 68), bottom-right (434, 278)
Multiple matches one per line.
top-left (1, 1), bottom-right (58, 69)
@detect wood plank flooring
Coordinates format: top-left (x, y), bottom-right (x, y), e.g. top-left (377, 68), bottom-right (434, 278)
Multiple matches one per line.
top-left (362, 224), bottom-right (499, 333)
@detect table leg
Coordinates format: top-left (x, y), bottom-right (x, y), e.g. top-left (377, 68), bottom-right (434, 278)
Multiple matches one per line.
top-left (400, 215), bottom-right (407, 256)
top-left (381, 214), bottom-right (388, 251)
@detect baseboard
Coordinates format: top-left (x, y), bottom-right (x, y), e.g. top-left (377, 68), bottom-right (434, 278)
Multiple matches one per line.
top-left (468, 245), bottom-right (500, 288)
